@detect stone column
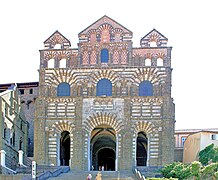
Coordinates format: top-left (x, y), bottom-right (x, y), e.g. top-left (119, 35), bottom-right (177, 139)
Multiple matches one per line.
top-left (115, 135), bottom-right (118, 171)
top-left (87, 135), bottom-right (91, 171)
top-left (18, 150), bottom-right (24, 166)
top-left (0, 150), bottom-right (6, 167)
top-left (32, 161), bottom-right (36, 179)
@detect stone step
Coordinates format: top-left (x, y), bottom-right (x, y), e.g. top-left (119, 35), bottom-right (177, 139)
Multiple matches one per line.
top-left (135, 166), bottom-right (163, 179)
top-left (48, 171), bottom-right (136, 180)
top-left (135, 166), bottom-right (163, 172)
top-left (140, 172), bottom-right (163, 178)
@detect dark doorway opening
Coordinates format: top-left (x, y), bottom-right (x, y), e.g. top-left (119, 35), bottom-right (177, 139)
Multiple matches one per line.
top-left (91, 125), bottom-right (116, 171)
top-left (60, 131), bottom-right (70, 166)
top-left (98, 148), bottom-right (115, 171)
top-left (136, 132), bottom-right (147, 166)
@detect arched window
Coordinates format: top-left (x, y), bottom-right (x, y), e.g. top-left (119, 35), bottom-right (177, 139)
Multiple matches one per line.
top-left (101, 49), bottom-right (109, 63)
top-left (139, 80), bottom-right (153, 96)
top-left (115, 33), bottom-right (120, 42)
top-left (101, 29), bottom-right (110, 43)
top-left (48, 59), bottom-right (55, 68)
top-left (157, 57), bottom-right (164, 66)
top-left (150, 41), bottom-right (157, 47)
top-left (90, 33), bottom-right (96, 43)
top-left (54, 44), bottom-right (62, 49)
top-left (60, 58), bottom-right (66, 68)
top-left (145, 58), bottom-right (151, 66)
top-left (96, 78), bottom-right (112, 96)
top-left (57, 82), bottom-right (70, 96)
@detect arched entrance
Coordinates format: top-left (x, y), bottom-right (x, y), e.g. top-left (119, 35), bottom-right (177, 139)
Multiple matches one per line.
top-left (91, 125), bottom-right (116, 171)
top-left (136, 132), bottom-right (148, 166)
top-left (60, 131), bottom-right (70, 166)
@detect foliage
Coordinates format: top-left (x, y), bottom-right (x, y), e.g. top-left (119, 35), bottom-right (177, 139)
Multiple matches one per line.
top-left (190, 161), bottom-right (201, 179)
top-left (146, 178), bottom-right (178, 180)
top-left (161, 161), bottom-right (218, 180)
top-left (199, 143), bottom-right (218, 165)
top-left (161, 162), bottom-right (191, 180)
top-left (200, 163), bottom-right (218, 179)
top-left (161, 144), bottom-right (218, 179)
top-left (161, 162), bottom-right (179, 178)
top-left (214, 171), bottom-right (218, 179)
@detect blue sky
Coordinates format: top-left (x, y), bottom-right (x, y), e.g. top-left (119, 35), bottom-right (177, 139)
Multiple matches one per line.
top-left (1, 0), bottom-right (218, 130)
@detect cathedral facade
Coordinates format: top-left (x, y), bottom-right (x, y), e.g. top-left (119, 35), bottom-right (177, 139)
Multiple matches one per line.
top-left (34, 15), bottom-right (175, 171)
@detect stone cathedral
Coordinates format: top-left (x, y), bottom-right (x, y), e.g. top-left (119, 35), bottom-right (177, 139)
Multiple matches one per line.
top-left (34, 15), bottom-right (175, 171)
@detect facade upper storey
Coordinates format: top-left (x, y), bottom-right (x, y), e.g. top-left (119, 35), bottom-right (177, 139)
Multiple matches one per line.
top-left (39, 15), bottom-right (172, 69)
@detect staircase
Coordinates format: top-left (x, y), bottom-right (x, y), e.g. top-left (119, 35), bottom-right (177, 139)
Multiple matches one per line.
top-left (15, 165), bottom-right (70, 180)
top-left (48, 170), bottom-right (137, 180)
top-left (135, 166), bottom-right (163, 179)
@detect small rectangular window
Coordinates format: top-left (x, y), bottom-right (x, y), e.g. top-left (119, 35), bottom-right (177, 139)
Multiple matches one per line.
top-left (19, 89), bottom-right (24, 94)
top-left (29, 89), bottom-right (33, 94)
top-left (211, 134), bottom-right (218, 140)
top-left (181, 137), bottom-right (186, 147)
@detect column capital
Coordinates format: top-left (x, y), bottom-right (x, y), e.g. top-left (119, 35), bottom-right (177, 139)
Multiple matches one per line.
top-left (0, 150), bottom-right (6, 154)
top-left (18, 150), bottom-right (24, 154)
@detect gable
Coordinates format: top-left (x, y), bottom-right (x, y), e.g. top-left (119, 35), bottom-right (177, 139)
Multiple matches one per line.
top-left (140, 29), bottom-right (168, 47)
top-left (78, 15), bottom-right (132, 42)
top-left (44, 30), bottom-right (71, 49)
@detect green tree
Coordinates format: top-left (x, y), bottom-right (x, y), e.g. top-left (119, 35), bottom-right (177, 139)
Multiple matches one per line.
top-left (190, 161), bottom-right (201, 180)
top-left (161, 162), bottom-right (191, 180)
top-left (199, 143), bottom-right (218, 165)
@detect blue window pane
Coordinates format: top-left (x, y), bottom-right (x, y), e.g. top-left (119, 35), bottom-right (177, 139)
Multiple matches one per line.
top-left (96, 78), bottom-right (112, 96)
top-left (139, 81), bottom-right (153, 96)
top-left (57, 82), bottom-right (70, 96)
top-left (101, 49), bottom-right (109, 63)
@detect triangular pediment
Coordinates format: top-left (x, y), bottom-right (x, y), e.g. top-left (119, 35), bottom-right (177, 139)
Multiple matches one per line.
top-left (44, 30), bottom-right (71, 49)
top-left (140, 29), bottom-right (168, 47)
top-left (141, 29), bottom-right (168, 41)
top-left (79, 15), bottom-right (132, 36)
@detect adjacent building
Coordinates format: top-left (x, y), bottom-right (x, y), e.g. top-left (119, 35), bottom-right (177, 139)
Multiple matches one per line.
top-left (174, 128), bottom-right (218, 162)
top-left (183, 130), bottom-right (218, 163)
top-left (0, 82), bottom-right (38, 157)
top-left (0, 85), bottom-right (28, 170)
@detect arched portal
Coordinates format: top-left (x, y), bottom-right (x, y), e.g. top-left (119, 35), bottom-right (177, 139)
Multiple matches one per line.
top-left (136, 132), bottom-right (148, 166)
top-left (91, 125), bottom-right (116, 171)
top-left (60, 131), bottom-right (70, 166)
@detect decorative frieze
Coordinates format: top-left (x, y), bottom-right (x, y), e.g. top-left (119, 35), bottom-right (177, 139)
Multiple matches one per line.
top-left (131, 97), bottom-right (163, 118)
